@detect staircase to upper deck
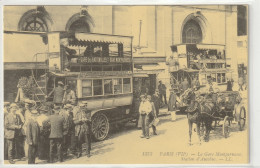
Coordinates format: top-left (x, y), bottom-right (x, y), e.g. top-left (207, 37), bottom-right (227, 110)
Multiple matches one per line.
top-left (31, 53), bottom-right (49, 104)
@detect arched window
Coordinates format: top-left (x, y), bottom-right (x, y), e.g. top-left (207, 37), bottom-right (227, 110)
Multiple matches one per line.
top-left (182, 19), bottom-right (202, 44)
top-left (22, 16), bottom-right (48, 32)
top-left (66, 12), bottom-right (94, 33)
top-left (69, 18), bottom-right (90, 32)
top-left (18, 7), bottom-right (53, 32)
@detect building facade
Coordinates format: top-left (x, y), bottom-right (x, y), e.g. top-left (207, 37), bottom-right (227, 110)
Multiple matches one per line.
top-left (4, 5), bottom-right (246, 101)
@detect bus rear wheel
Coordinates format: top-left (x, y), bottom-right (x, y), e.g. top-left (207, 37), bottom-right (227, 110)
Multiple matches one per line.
top-left (91, 113), bottom-right (110, 141)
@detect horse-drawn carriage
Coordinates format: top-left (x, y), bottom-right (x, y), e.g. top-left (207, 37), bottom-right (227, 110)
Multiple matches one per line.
top-left (179, 88), bottom-right (246, 145)
top-left (201, 91), bottom-right (246, 138)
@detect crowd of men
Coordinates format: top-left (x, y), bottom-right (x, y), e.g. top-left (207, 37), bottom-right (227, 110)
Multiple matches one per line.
top-left (4, 81), bottom-right (92, 164)
top-left (4, 75), bottom-right (246, 164)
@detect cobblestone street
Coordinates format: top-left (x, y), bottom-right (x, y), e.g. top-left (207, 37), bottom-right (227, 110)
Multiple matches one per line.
top-left (6, 90), bottom-right (248, 164)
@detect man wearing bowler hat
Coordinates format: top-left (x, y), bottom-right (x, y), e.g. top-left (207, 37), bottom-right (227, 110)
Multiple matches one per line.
top-left (73, 101), bottom-right (91, 158)
top-left (47, 81), bottom-right (65, 106)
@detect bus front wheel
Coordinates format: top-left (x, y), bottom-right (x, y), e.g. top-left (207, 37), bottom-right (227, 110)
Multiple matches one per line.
top-left (91, 113), bottom-right (110, 141)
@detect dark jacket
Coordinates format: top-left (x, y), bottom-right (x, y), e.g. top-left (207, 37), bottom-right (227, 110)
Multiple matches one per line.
top-left (49, 114), bottom-right (64, 138)
top-left (158, 84), bottom-right (166, 94)
top-left (4, 113), bottom-right (23, 139)
top-left (152, 94), bottom-right (160, 112)
top-left (26, 119), bottom-right (40, 145)
top-left (226, 81), bottom-right (233, 91)
top-left (50, 86), bottom-right (65, 104)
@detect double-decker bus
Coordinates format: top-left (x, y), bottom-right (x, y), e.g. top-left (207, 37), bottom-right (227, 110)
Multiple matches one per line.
top-left (32, 31), bottom-right (136, 141)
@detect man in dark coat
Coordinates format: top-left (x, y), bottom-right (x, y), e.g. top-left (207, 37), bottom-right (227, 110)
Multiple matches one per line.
top-left (158, 81), bottom-right (167, 105)
top-left (47, 81), bottom-right (65, 106)
top-left (226, 78), bottom-right (233, 91)
top-left (4, 103), bottom-right (23, 164)
top-left (49, 107), bottom-right (65, 163)
top-left (151, 89), bottom-right (160, 117)
top-left (168, 89), bottom-right (177, 121)
top-left (73, 102), bottom-right (92, 158)
top-left (26, 109), bottom-right (40, 164)
top-left (37, 105), bottom-right (51, 161)
top-left (147, 95), bottom-right (157, 135)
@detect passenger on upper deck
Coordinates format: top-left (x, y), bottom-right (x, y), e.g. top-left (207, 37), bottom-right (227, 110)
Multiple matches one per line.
top-left (60, 35), bottom-right (77, 71)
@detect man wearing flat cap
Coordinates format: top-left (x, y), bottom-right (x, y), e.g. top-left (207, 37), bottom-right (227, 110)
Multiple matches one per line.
top-left (47, 81), bottom-right (65, 106)
top-left (73, 101), bottom-right (92, 158)
top-left (4, 103), bottom-right (23, 164)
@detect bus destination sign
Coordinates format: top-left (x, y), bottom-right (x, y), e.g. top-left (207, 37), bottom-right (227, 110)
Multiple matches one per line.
top-left (79, 71), bottom-right (132, 78)
top-left (79, 57), bottom-right (132, 63)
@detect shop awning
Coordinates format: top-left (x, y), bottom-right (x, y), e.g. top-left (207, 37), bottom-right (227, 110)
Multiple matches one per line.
top-left (73, 33), bottom-right (132, 46)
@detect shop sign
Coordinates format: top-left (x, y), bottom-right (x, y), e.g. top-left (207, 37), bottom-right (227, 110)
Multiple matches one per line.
top-left (79, 71), bottom-right (132, 78)
top-left (79, 57), bottom-right (132, 63)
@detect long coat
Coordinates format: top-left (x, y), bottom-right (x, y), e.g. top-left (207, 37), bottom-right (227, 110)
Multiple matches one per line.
top-left (4, 113), bottom-right (23, 139)
top-left (168, 92), bottom-right (177, 111)
top-left (49, 114), bottom-right (64, 139)
top-left (158, 84), bottom-right (166, 94)
top-left (38, 114), bottom-right (51, 160)
top-left (26, 119), bottom-right (40, 145)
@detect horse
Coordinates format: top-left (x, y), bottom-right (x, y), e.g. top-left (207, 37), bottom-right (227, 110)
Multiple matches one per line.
top-left (182, 89), bottom-right (202, 145)
top-left (183, 89), bottom-right (216, 145)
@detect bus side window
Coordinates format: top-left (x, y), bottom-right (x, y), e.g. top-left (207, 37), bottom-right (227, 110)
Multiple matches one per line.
top-left (123, 78), bottom-right (131, 93)
top-left (104, 79), bottom-right (113, 95)
top-left (113, 78), bottom-right (122, 94)
top-left (122, 63), bottom-right (132, 71)
top-left (82, 80), bottom-right (92, 97)
top-left (93, 79), bottom-right (103, 95)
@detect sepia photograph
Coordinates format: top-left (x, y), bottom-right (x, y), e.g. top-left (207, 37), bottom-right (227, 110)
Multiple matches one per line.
top-left (2, 5), bottom-right (248, 165)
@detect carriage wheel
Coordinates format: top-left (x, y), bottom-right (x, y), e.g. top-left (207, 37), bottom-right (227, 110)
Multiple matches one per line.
top-left (238, 106), bottom-right (246, 131)
top-left (91, 113), bottom-right (110, 141)
top-left (222, 116), bottom-right (230, 138)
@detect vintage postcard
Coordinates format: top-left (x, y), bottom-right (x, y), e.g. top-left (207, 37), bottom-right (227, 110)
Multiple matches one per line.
top-left (2, 5), bottom-right (248, 165)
